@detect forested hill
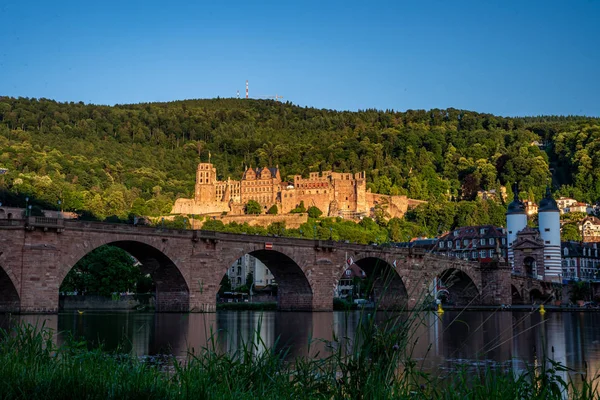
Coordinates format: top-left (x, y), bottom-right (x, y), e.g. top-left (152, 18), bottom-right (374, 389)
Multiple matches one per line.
top-left (0, 96), bottom-right (599, 225)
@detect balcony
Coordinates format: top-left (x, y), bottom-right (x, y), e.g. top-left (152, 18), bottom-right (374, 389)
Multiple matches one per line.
top-left (26, 216), bottom-right (65, 232)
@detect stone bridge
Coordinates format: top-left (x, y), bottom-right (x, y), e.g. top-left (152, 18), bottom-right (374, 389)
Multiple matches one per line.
top-left (0, 217), bottom-right (513, 313)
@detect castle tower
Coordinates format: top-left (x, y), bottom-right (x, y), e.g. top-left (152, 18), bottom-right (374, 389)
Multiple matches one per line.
top-left (506, 183), bottom-right (527, 271)
top-left (194, 162), bottom-right (217, 202)
top-left (538, 187), bottom-right (562, 281)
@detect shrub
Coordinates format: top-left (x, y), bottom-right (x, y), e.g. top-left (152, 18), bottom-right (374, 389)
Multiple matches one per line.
top-left (290, 200), bottom-right (306, 213)
top-left (245, 200), bottom-right (262, 215)
top-left (267, 204), bottom-right (278, 215)
top-left (307, 206), bottom-right (322, 218)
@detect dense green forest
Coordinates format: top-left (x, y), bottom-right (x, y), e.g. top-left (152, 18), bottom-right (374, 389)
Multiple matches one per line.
top-left (0, 96), bottom-right (598, 238)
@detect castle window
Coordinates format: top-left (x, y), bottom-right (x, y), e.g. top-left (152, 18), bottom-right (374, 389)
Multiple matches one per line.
top-left (480, 239), bottom-right (485, 245)
top-left (439, 242), bottom-right (444, 248)
top-left (489, 238), bottom-right (495, 245)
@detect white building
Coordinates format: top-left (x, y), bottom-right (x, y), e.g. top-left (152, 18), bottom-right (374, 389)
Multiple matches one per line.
top-left (538, 188), bottom-right (562, 280)
top-left (506, 185), bottom-right (562, 282)
top-left (556, 197), bottom-right (578, 213)
top-left (227, 254), bottom-right (275, 289)
top-left (506, 185), bottom-right (528, 271)
top-left (580, 216), bottom-right (600, 243)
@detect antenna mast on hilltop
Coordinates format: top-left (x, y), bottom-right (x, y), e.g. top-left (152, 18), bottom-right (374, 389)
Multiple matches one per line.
top-left (246, 80), bottom-right (249, 99)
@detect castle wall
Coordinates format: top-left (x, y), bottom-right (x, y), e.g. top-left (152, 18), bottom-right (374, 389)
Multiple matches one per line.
top-left (171, 163), bottom-right (423, 221)
top-left (366, 193), bottom-right (410, 219)
top-left (281, 188), bottom-right (299, 214)
top-left (214, 213), bottom-right (308, 229)
top-left (172, 198), bottom-right (230, 215)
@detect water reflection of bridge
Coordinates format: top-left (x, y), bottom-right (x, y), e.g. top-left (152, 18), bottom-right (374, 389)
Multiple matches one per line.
top-left (2, 310), bottom-right (598, 380)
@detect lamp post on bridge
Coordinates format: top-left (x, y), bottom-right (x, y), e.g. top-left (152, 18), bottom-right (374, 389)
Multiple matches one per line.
top-left (25, 197), bottom-right (29, 217)
top-left (57, 200), bottom-right (62, 219)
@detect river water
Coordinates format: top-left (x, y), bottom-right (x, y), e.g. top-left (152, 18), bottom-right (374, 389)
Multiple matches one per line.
top-left (2, 310), bottom-right (600, 375)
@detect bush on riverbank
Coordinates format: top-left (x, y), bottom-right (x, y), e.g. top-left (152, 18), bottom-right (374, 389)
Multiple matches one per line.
top-left (1, 317), bottom-right (599, 399)
top-left (216, 302), bottom-right (277, 311)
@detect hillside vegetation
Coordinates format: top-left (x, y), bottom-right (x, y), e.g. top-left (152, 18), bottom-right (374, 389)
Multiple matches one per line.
top-left (0, 96), bottom-right (598, 237)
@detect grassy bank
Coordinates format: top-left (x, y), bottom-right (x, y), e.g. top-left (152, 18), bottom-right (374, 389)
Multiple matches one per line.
top-left (216, 302), bottom-right (277, 311)
top-left (1, 314), bottom-right (599, 400)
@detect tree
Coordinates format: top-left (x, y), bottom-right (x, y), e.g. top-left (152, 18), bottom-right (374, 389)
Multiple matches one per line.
top-left (245, 200), bottom-right (262, 215)
top-left (307, 206), bottom-right (322, 218)
top-left (219, 274), bottom-right (232, 294)
top-left (60, 245), bottom-right (142, 297)
top-left (290, 200), bottom-right (306, 213)
top-left (267, 204), bottom-right (278, 215)
top-left (246, 271), bottom-right (254, 289)
top-left (561, 223), bottom-right (582, 242)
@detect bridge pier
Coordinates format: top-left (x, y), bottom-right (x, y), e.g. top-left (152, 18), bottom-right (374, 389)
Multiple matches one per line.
top-left (19, 241), bottom-right (61, 313)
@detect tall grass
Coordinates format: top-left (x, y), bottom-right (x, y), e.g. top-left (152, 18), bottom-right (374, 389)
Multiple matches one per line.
top-left (1, 313), bottom-right (599, 399)
top-left (0, 260), bottom-right (596, 399)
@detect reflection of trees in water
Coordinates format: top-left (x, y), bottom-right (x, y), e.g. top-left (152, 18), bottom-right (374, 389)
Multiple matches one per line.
top-left (214, 312), bottom-right (317, 359)
top-left (6, 311), bottom-right (600, 378)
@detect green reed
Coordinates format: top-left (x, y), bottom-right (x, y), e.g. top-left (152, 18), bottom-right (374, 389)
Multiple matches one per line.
top-left (1, 296), bottom-right (599, 399)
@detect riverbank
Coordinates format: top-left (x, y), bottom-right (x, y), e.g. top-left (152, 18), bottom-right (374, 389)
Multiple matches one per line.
top-left (1, 316), bottom-right (599, 399)
top-left (437, 304), bottom-right (600, 312)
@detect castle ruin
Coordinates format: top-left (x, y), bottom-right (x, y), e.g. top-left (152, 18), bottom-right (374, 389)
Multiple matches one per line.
top-left (171, 162), bottom-right (421, 219)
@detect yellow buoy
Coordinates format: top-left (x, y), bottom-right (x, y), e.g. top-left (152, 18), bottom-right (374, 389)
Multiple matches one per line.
top-left (437, 303), bottom-right (444, 315)
top-left (539, 304), bottom-right (546, 315)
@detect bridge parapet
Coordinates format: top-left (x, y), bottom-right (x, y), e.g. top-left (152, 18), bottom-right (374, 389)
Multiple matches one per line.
top-left (26, 216), bottom-right (65, 232)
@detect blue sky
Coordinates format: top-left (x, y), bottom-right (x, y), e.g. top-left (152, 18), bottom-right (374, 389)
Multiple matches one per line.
top-left (1, 0), bottom-right (598, 116)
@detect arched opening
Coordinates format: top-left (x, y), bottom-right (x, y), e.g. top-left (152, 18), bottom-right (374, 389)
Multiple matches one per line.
top-left (0, 266), bottom-right (19, 312)
top-left (511, 284), bottom-right (524, 305)
top-left (218, 250), bottom-right (312, 311)
top-left (0, 209), bottom-right (5, 219)
top-left (529, 288), bottom-right (548, 304)
top-left (217, 254), bottom-right (278, 307)
top-left (334, 262), bottom-right (368, 307)
top-left (438, 269), bottom-right (479, 306)
top-left (353, 257), bottom-right (408, 310)
top-left (524, 257), bottom-right (537, 278)
top-left (60, 242), bottom-right (189, 312)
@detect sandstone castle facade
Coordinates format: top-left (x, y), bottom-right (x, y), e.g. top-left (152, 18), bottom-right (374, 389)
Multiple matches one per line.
top-left (172, 162), bottom-right (421, 219)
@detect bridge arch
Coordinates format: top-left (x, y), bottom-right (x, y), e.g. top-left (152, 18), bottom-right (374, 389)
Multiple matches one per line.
top-left (59, 239), bottom-right (190, 312)
top-left (437, 268), bottom-right (480, 306)
top-left (351, 256), bottom-right (408, 309)
top-left (220, 248), bottom-right (314, 311)
top-left (0, 264), bottom-right (20, 312)
top-left (511, 284), bottom-right (524, 305)
top-left (529, 288), bottom-right (548, 304)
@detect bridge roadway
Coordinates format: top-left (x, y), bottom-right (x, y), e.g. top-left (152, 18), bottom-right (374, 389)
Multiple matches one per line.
top-left (0, 217), bottom-right (513, 313)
